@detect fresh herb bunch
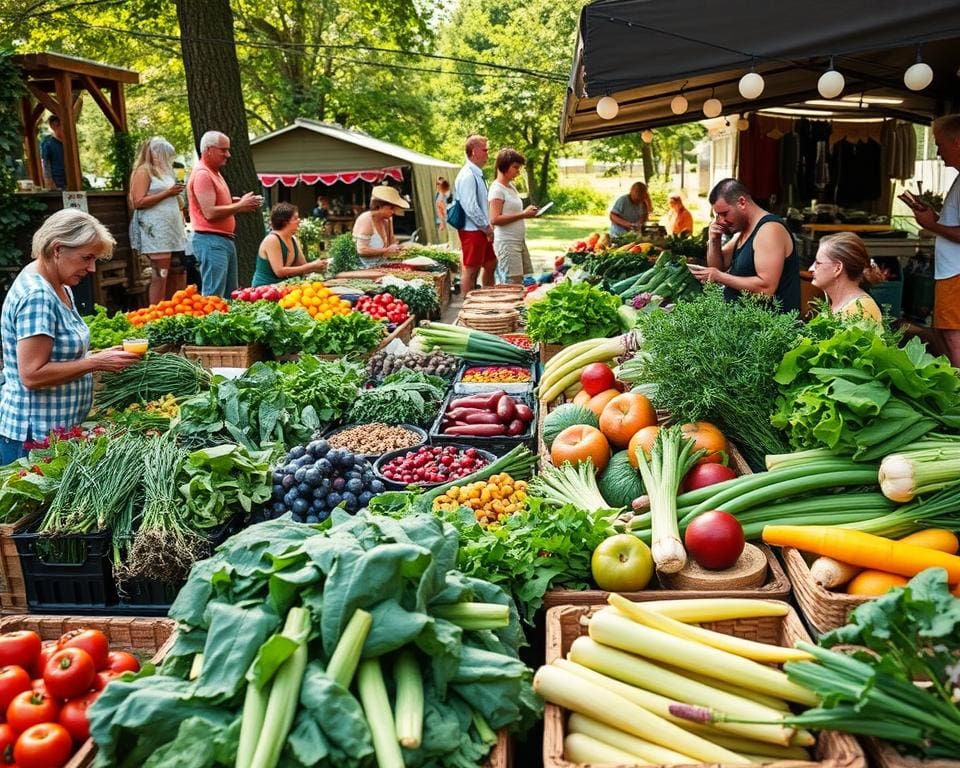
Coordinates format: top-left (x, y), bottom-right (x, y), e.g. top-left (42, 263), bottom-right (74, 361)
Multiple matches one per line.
top-left (327, 232), bottom-right (360, 275)
top-left (143, 313), bottom-right (203, 348)
top-left (84, 305), bottom-right (135, 349)
top-left (525, 281), bottom-right (622, 345)
top-left (383, 282), bottom-right (439, 320)
top-left (348, 370), bottom-right (446, 426)
top-left (302, 311), bottom-right (384, 356)
top-left (94, 353), bottom-right (211, 412)
top-left (780, 569), bottom-right (960, 758)
top-left (772, 318), bottom-right (960, 459)
top-left (622, 285), bottom-right (801, 468)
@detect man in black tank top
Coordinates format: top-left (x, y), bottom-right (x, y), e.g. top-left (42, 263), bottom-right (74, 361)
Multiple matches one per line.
top-left (689, 178), bottom-right (800, 313)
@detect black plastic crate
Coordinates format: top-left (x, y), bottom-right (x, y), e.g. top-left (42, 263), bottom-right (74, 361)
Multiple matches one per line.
top-left (13, 527), bottom-right (117, 613)
top-left (115, 516), bottom-right (242, 615)
top-left (429, 391), bottom-right (538, 456)
top-left (452, 360), bottom-right (537, 395)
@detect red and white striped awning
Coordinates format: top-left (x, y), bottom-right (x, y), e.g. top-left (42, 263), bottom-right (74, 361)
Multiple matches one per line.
top-left (258, 167), bottom-right (404, 187)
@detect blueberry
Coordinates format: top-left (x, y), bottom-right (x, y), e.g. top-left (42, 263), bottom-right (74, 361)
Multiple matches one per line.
top-left (317, 509), bottom-right (331, 522)
top-left (327, 492), bottom-right (342, 508)
top-left (297, 482), bottom-right (311, 496)
top-left (312, 439), bottom-right (331, 456)
top-left (283, 490), bottom-right (297, 507)
top-left (295, 455), bottom-right (313, 468)
top-left (358, 491), bottom-right (373, 507)
top-left (280, 474), bottom-right (295, 491)
top-left (369, 480), bottom-right (386, 494)
top-left (282, 463), bottom-right (298, 475)
top-left (331, 477), bottom-right (346, 492)
top-left (315, 458), bottom-right (332, 475)
top-left (272, 483), bottom-right (284, 499)
top-left (341, 491), bottom-right (358, 512)
top-left (346, 478), bottom-right (363, 496)
top-left (289, 445), bottom-right (306, 460)
top-left (305, 514), bottom-right (319, 524)
top-left (320, 477), bottom-right (332, 489)
top-left (271, 470), bottom-right (283, 484)
top-left (294, 467), bottom-right (307, 483)
top-left (304, 467), bottom-right (322, 486)
top-left (312, 486), bottom-right (326, 500)
top-left (272, 501), bottom-right (287, 516)
top-left (345, 470), bottom-right (361, 481)
top-left (361, 471), bottom-right (375, 484)
top-left (291, 498), bottom-right (309, 515)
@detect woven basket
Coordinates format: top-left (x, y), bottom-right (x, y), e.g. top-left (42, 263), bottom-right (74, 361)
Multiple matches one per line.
top-left (781, 546), bottom-right (873, 636)
top-left (0, 513), bottom-right (38, 612)
top-left (542, 603), bottom-right (866, 768)
top-left (182, 343), bottom-right (269, 369)
top-left (863, 737), bottom-right (960, 768)
top-left (484, 730), bottom-right (512, 768)
top-left (458, 308), bottom-right (520, 334)
top-left (0, 614), bottom-right (176, 768)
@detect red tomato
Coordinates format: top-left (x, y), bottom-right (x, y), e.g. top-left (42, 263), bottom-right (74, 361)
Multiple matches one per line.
top-left (105, 652), bottom-right (139, 674)
top-left (33, 644), bottom-right (58, 681)
top-left (58, 692), bottom-right (98, 744)
top-left (0, 667), bottom-right (32, 715)
top-left (0, 633), bottom-right (41, 673)
top-left (43, 649), bottom-right (95, 701)
top-left (90, 671), bottom-right (121, 692)
top-left (6, 691), bottom-right (60, 733)
top-left (13, 723), bottom-right (72, 768)
top-left (29, 679), bottom-right (47, 697)
top-left (57, 630), bottom-right (109, 671)
top-left (0, 723), bottom-right (15, 765)
top-left (579, 363), bottom-right (616, 397)
top-left (681, 462), bottom-right (738, 493)
top-left (684, 510), bottom-right (745, 570)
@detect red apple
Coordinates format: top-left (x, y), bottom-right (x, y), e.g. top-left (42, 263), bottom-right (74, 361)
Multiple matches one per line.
top-left (681, 463), bottom-right (737, 493)
top-left (580, 363), bottom-right (616, 397)
top-left (684, 511), bottom-right (745, 570)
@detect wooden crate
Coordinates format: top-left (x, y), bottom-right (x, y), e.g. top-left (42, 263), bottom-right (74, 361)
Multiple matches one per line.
top-left (863, 737), bottom-right (960, 768)
top-left (0, 514), bottom-right (37, 612)
top-left (182, 343), bottom-right (269, 369)
top-left (539, 342), bottom-right (565, 364)
top-left (484, 730), bottom-right (512, 768)
top-left (0, 614), bottom-right (175, 768)
top-left (542, 603), bottom-right (866, 768)
top-left (781, 546), bottom-right (873, 636)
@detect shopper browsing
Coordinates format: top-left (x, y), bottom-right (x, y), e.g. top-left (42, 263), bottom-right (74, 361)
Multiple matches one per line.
top-left (488, 148), bottom-right (538, 284)
top-left (455, 134), bottom-right (497, 292)
top-left (609, 181), bottom-right (652, 237)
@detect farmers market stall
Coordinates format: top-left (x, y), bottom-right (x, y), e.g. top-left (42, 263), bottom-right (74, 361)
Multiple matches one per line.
top-left (1, 224), bottom-right (960, 768)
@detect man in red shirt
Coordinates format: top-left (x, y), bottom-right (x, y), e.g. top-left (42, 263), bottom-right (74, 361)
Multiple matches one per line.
top-left (187, 131), bottom-right (263, 297)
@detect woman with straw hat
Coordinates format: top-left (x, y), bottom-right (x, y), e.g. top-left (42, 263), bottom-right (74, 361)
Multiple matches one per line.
top-left (352, 185), bottom-right (410, 268)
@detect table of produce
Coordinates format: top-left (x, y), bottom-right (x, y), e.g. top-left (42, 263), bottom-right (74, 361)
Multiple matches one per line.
top-left (2, 268), bottom-right (959, 768)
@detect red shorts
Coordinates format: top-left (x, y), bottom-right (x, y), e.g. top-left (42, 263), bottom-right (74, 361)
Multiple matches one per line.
top-left (459, 229), bottom-right (496, 268)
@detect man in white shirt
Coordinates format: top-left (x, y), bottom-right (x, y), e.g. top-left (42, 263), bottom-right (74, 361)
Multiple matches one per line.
top-left (455, 135), bottom-right (496, 292)
top-left (912, 114), bottom-right (960, 367)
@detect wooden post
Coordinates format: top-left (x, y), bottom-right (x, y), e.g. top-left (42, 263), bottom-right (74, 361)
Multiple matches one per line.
top-left (54, 71), bottom-right (82, 191)
top-left (18, 96), bottom-right (42, 185)
top-left (110, 83), bottom-right (127, 132)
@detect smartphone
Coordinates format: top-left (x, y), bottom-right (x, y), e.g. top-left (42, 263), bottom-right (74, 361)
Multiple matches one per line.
top-left (535, 201), bottom-right (554, 217)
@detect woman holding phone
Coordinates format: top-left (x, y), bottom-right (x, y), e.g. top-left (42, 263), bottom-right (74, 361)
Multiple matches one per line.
top-left (488, 148), bottom-right (538, 284)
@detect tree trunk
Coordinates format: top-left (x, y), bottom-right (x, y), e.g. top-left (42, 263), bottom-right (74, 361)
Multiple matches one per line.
top-left (641, 143), bottom-right (654, 183)
top-left (176, 0), bottom-right (262, 286)
top-left (536, 149), bottom-right (551, 205)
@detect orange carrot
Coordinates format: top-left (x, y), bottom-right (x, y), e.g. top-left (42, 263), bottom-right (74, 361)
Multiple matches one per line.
top-left (762, 525), bottom-right (960, 584)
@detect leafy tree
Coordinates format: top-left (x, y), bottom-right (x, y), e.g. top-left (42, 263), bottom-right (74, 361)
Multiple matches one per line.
top-left (432, 0), bottom-right (587, 203)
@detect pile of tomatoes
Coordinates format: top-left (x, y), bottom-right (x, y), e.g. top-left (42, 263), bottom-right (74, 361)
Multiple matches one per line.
top-left (230, 284), bottom-right (291, 302)
top-left (0, 628), bottom-right (140, 767)
top-left (354, 294), bottom-right (409, 325)
top-left (126, 285), bottom-right (229, 328)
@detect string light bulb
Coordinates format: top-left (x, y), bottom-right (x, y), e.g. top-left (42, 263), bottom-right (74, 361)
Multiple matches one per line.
top-left (904, 48), bottom-right (933, 91)
top-left (818, 58), bottom-right (845, 98)
top-left (703, 89), bottom-right (722, 118)
top-left (641, 129), bottom-right (654, 143)
top-left (738, 70), bottom-right (765, 100)
top-left (737, 117), bottom-right (750, 131)
top-left (596, 95), bottom-right (619, 120)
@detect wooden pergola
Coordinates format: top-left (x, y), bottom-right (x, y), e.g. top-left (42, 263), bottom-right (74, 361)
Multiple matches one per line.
top-left (16, 52), bottom-right (139, 191)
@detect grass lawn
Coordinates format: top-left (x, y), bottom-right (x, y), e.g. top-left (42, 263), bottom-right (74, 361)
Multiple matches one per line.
top-left (525, 214), bottom-right (609, 271)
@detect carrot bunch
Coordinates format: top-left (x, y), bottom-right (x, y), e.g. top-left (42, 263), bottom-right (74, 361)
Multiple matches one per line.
top-left (126, 285), bottom-right (229, 327)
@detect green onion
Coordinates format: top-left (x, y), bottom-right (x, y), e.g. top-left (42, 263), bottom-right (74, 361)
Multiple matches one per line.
top-left (879, 443), bottom-right (960, 502)
top-left (528, 459), bottom-right (613, 513)
top-left (94, 353), bottom-right (211, 412)
top-left (414, 322), bottom-right (533, 364)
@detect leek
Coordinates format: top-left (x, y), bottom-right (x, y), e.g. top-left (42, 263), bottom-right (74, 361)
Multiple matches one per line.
top-left (879, 444), bottom-right (960, 502)
top-left (527, 458), bottom-right (615, 513)
top-left (635, 426), bottom-right (703, 573)
top-left (414, 322), bottom-right (532, 364)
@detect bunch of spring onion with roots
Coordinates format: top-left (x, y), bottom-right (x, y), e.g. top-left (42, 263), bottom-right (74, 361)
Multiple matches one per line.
top-left (878, 435), bottom-right (960, 502)
top-left (412, 322), bottom-right (534, 365)
top-left (634, 426), bottom-right (706, 574)
top-left (116, 435), bottom-right (204, 585)
top-left (528, 459), bottom-right (616, 514)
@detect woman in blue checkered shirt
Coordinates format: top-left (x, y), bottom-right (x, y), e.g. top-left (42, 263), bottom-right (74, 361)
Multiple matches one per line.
top-left (0, 210), bottom-right (141, 464)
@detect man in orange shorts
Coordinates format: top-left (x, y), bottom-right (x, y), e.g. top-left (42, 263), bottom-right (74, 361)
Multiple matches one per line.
top-left (454, 134), bottom-right (496, 292)
top-left (912, 114), bottom-right (960, 367)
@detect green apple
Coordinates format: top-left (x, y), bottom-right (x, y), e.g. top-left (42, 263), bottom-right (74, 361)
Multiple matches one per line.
top-left (591, 533), bottom-right (654, 591)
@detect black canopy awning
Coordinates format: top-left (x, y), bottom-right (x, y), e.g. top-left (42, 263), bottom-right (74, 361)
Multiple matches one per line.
top-left (561, 0), bottom-right (960, 142)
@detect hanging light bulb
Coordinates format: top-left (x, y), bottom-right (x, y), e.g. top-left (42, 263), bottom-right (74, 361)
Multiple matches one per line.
top-left (738, 70), bottom-right (765, 100)
top-left (737, 117), bottom-right (750, 131)
top-left (904, 48), bottom-right (934, 91)
top-left (641, 129), bottom-right (654, 143)
top-left (818, 57), bottom-right (845, 98)
top-left (596, 95), bottom-right (619, 120)
top-left (670, 93), bottom-right (688, 115)
top-left (703, 90), bottom-right (723, 118)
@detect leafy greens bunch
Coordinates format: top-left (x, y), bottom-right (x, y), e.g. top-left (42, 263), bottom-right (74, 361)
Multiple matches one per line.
top-left (348, 369), bottom-right (447, 426)
top-left (143, 313), bottom-right (203, 348)
top-left (88, 511), bottom-right (539, 768)
top-left (525, 281), bottom-right (623, 345)
top-left (84, 304), bottom-right (134, 349)
top-left (383, 282), bottom-right (439, 320)
top-left (301, 311), bottom-right (384, 356)
top-left (328, 233), bottom-right (361, 275)
top-left (621, 285), bottom-right (801, 468)
top-left (772, 317), bottom-right (960, 459)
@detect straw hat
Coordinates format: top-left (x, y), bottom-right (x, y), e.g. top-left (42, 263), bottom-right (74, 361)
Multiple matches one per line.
top-left (371, 185), bottom-right (410, 209)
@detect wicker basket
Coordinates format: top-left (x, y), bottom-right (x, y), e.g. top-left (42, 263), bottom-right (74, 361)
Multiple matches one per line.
top-left (0, 614), bottom-right (176, 768)
top-left (781, 546), bottom-right (873, 636)
top-left (458, 307), bottom-right (520, 334)
top-left (863, 737), bottom-right (960, 768)
top-left (542, 603), bottom-right (866, 768)
top-left (484, 730), bottom-right (512, 768)
top-left (539, 342), bottom-right (566, 364)
top-left (0, 514), bottom-right (38, 612)
top-left (182, 343), bottom-right (269, 369)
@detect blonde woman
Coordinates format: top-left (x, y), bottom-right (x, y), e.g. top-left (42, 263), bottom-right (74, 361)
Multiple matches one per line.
top-left (129, 136), bottom-right (187, 303)
top-left (810, 232), bottom-right (883, 323)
